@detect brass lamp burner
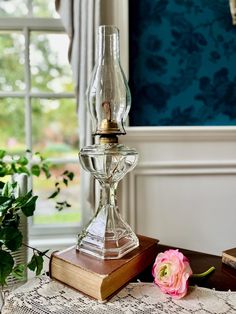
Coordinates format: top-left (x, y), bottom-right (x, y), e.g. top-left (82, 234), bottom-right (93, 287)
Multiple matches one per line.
top-left (97, 101), bottom-right (121, 143)
top-left (98, 118), bottom-right (120, 134)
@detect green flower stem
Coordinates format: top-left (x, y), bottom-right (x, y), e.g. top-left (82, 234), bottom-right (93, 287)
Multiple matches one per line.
top-left (191, 266), bottom-right (216, 279)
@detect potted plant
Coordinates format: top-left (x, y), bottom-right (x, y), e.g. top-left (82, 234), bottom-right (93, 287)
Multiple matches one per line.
top-left (0, 149), bottom-right (74, 309)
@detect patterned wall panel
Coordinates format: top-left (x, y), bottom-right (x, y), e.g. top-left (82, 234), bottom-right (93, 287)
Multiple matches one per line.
top-left (129, 0), bottom-right (236, 126)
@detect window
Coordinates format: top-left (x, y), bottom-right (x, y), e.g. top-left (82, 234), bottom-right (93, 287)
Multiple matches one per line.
top-left (0, 1), bottom-right (81, 246)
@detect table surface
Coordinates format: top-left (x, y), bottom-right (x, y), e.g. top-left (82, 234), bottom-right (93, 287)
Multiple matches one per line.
top-left (136, 244), bottom-right (236, 291)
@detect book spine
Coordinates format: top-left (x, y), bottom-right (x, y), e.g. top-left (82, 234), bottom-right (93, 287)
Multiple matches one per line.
top-left (49, 251), bottom-right (59, 278)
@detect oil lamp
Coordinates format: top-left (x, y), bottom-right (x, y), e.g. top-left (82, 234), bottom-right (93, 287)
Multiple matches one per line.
top-left (77, 25), bottom-right (139, 259)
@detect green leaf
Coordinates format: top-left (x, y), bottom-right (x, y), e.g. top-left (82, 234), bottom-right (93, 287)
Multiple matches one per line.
top-left (0, 150), bottom-right (6, 159)
top-left (0, 169), bottom-right (7, 177)
top-left (2, 182), bottom-right (14, 197)
top-left (12, 264), bottom-right (26, 280)
top-left (17, 166), bottom-right (30, 175)
top-left (0, 250), bottom-right (14, 286)
top-left (63, 178), bottom-right (68, 186)
top-left (48, 189), bottom-right (60, 199)
top-left (0, 196), bottom-right (9, 205)
top-left (0, 199), bottom-right (13, 216)
top-left (34, 152), bottom-right (44, 161)
top-left (14, 190), bottom-right (33, 207)
top-left (27, 253), bottom-right (44, 276)
top-left (67, 172), bottom-right (74, 181)
top-left (55, 201), bottom-right (71, 211)
top-left (17, 156), bottom-right (28, 166)
top-left (2, 226), bottom-right (23, 251)
top-left (31, 164), bottom-right (40, 177)
top-left (1, 212), bottom-right (20, 229)
top-left (42, 164), bottom-right (51, 179)
top-left (11, 162), bottom-right (17, 174)
top-left (21, 195), bottom-right (38, 217)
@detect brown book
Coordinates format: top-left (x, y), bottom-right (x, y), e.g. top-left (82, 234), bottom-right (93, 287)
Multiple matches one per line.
top-left (49, 235), bottom-right (159, 301)
top-left (222, 247), bottom-right (236, 269)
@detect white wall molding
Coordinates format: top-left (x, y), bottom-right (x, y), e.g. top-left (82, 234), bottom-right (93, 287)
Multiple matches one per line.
top-left (124, 126), bottom-right (236, 142)
top-left (136, 161), bottom-right (236, 175)
top-left (119, 127), bottom-right (236, 255)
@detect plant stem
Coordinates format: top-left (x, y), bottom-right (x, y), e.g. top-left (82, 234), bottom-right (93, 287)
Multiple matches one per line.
top-left (22, 243), bottom-right (50, 259)
top-left (191, 266), bottom-right (216, 279)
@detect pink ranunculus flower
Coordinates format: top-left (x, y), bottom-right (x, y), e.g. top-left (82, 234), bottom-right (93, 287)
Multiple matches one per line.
top-left (152, 249), bottom-right (193, 299)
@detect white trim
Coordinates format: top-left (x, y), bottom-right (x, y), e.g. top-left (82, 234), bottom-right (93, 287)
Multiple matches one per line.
top-left (0, 92), bottom-right (75, 98)
top-left (0, 18), bottom-right (64, 30)
top-left (29, 237), bottom-right (76, 250)
top-left (24, 26), bottom-right (32, 152)
top-left (137, 161), bottom-right (236, 174)
top-left (45, 157), bottom-right (78, 164)
top-left (30, 225), bottom-right (81, 239)
top-left (124, 126), bottom-right (236, 141)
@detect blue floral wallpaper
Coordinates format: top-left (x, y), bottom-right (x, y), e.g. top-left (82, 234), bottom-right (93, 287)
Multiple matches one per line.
top-left (129, 0), bottom-right (236, 126)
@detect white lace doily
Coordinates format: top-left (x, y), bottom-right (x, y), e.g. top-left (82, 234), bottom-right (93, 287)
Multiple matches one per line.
top-left (2, 275), bottom-right (236, 314)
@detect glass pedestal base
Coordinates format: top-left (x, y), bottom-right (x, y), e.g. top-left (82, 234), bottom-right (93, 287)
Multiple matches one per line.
top-left (78, 143), bottom-right (139, 259)
top-left (77, 203), bottom-right (139, 259)
top-left (77, 228), bottom-right (139, 259)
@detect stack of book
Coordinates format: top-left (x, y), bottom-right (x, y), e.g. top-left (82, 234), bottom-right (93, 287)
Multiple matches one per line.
top-left (50, 235), bottom-right (158, 301)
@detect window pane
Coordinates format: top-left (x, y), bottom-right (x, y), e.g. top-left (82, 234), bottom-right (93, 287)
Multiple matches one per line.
top-left (33, 163), bottom-right (80, 225)
top-left (0, 33), bottom-right (25, 92)
top-left (30, 32), bottom-right (74, 93)
top-left (32, 98), bottom-right (78, 158)
top-left (32, 0), bottom-right (59, 18)
top-left (0, 0), bottom-right (28, 17)
top-left (0, 98), bottom-right (25, 154)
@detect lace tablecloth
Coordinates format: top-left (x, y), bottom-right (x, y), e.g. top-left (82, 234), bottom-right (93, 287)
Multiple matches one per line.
top-left (2, 275), bottom-right (236, 314)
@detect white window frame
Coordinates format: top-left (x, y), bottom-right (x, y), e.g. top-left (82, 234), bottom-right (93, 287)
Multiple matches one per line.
top-left (0, 17), bottom-right (82, 247)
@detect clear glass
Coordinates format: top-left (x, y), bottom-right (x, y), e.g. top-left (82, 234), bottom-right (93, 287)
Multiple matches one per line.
top-left (87, 25), bottom-right (131, 136)
top-left (0, 32), bottom-right (25, 92)
top-left (30, 32), bottom-right (74, 93)
top-left (0, 98), bottom-right (25, 154)
top-left (31, 98), bottom-right (78, 158)
top-left (33, 163), bottom-right (81, 225)
top-left (78, 143), bottom-right (139, 259)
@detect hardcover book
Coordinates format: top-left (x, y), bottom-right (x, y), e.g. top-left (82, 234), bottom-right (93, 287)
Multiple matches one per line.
top-left (222, 247), bottom-right (236, 269)
top-left (49, 235), bottom-right (159, 301)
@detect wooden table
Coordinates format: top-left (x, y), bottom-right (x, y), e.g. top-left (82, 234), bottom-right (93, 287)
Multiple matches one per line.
top-left (136, 244), bottom-right (236, 291)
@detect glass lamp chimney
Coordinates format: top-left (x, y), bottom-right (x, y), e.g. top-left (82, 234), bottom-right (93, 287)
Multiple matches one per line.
top-left (87, 25), bottom-right (131, 138)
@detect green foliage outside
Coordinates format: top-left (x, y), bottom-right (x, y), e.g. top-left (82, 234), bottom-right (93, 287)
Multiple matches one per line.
top-left (0, 31), bottom-right (78, 156)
